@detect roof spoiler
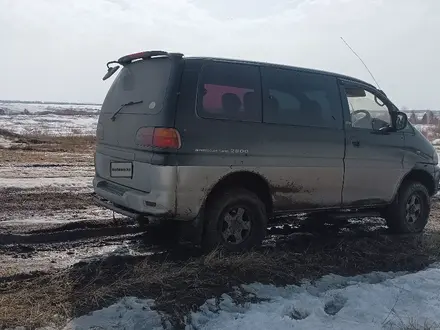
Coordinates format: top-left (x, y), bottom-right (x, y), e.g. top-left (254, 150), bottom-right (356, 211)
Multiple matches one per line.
top-left (102, 50), bottom-right (183, 81)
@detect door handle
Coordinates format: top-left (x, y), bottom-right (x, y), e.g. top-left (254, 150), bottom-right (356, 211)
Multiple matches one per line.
top-left (351, 139), bottom-right (360, 147)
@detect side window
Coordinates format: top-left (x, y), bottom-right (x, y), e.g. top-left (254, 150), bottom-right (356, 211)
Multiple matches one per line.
top-left (261, 67), bottom-right (342, 128)
top-left (197, 62), bottom-right (262, 122)
top-left (344, 86), bottom-right (392, 130)
top-left (269, 90), bottom-right (301, 112)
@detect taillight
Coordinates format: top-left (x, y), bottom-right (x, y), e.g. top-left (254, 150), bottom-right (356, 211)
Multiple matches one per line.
top-left (135, 127), bottom-right (181, 149)
top-left (153, 128), bottom-right (181, 149)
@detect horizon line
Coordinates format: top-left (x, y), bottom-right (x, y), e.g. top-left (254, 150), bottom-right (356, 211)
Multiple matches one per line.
top-left (0, 99), bottom-right (102, 106)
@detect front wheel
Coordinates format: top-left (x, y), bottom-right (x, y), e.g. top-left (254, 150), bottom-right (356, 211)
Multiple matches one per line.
top-left (384, 181), bottom-right (431, 234)
top-left (202, 188), bottom-right (267, 252)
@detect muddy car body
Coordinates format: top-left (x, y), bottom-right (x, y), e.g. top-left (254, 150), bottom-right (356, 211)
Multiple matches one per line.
top-left (93, 50), bottom-right (440, 251)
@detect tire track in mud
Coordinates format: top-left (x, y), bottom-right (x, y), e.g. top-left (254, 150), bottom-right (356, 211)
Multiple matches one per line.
top-left (0, 181), bottom-right (180, 276)
top-left (0, 180), bottom-right (145, 275)
top-left (0, 191), bottom-right (94, 213)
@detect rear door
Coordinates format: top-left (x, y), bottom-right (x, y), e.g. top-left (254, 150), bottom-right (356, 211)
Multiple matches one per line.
top-left (95, 55), bottom-right (181, 190)
top-left (98, 57), bottom-right (176, 150)
top-left (340, 80), bottom-right (406, 207)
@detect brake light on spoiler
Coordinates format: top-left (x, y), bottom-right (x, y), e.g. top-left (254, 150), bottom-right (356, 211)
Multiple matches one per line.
top-left (102, 50), bottom-right (183, 81)
top-left (135, 127), bottom-right (181, 149)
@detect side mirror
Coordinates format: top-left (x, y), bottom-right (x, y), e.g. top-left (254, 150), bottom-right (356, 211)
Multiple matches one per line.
top-left (395, 111), bottom-right (408, 131)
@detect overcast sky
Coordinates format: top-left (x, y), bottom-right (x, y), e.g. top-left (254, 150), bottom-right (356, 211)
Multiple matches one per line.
top-left (1, 0), bottom-right (439, 109)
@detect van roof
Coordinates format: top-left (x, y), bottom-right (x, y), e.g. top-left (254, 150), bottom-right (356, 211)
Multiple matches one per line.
top-left (111, 50), bottom-right (377, 91)
top-left (184, 56), bottom-right (377, 90)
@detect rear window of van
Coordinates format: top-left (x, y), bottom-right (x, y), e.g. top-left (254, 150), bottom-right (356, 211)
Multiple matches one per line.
top-left (101, 58), bottom-right (172, 115)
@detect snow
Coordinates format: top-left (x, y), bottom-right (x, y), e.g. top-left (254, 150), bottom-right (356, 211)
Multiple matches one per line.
top-left (0, 102), bottom-right (100, 115)
top-left (0, 135), bottom-right (13, 148)
top-left (61, 264), bottom-right (440, 330)
top-left (187, 266), bottom-right (440, 330)
top-left (0, 164), bottom-right (94, 191)
top-left (0, 164), bottom-right (93, 194)
top-left (0, 165), bottom-right (94, 178)
top-left (0, 101), bottom-right (100, 136)
top-left (0, 165), bottom-right (93, 192)
top-left (0, 177), bottom-right (92, 191)
top-left (63, 297), bottom-right (169, 330)
top-left (0, 113), bottom-right (98, 136)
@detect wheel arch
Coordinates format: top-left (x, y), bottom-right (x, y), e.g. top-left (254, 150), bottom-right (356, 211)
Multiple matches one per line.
top-left (201, 170), bottom-right (273, 217)
top-left (395, 168), bottom-right (436, 198)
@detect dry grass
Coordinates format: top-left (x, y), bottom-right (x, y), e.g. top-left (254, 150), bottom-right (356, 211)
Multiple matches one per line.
top-left (11, 134), bottom-right (96, 153)
top-left (2, 228), bottom-right (440, 329)
top-left (0, 128), bottom-right (96, 151)
top-left (0, 149), bottom-right (94, 164)
top-left (0, 129), bottom-right (95, 164)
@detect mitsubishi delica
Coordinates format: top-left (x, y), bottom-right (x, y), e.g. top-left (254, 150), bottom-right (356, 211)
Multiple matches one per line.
top-left (93, 50), bottom-right (440, 251)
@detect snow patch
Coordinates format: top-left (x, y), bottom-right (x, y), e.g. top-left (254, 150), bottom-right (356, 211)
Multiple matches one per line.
top-left (0, 165), bottom-right (94, 178)
top-left (0, 176), bottom-right (92, 190)
top-left (0, 135), bottom-right (13, 148)
top-left (0, 114), bottom-right (98, 136)
top-left (63, 297), bottom-right (169, 330)
top-left (0, 102), bottom-right (100, 115)
top-left (187, 265), bottom-right (440, 330)
top-left (0, 102), bottom-right (99, 136)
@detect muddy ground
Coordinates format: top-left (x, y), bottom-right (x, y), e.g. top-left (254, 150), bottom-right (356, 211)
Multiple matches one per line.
top-left (2, 133), bottom-right (440, 329)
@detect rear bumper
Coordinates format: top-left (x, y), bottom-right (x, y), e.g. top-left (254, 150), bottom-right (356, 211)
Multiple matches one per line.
top-left (93, 194), bottom-right (141, 218)
top-left (93, 175), bottom-right (175, 218)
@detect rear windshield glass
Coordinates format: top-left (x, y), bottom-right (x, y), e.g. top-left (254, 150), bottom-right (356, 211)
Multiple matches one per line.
top-left (101, 58), bottom-right (172, 115)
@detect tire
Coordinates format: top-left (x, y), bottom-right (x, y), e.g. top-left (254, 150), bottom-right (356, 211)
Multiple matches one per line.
top-left (384, 181), bottom-right (431, 234)
top-left (202, 188), bottom-right (267, 252)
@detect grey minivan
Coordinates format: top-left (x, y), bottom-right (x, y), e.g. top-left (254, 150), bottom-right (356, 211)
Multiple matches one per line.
top-left (93, 50), bottom-right (440, 251)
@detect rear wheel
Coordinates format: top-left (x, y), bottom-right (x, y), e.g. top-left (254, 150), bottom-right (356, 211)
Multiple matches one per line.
top-left (202, 188), bottom-right (267, 252)
top-left (384, 181), bottom-right (430, 233)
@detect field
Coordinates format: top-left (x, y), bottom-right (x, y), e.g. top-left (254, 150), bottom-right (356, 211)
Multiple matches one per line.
top-left (2, 102), bottom-right (440, 329)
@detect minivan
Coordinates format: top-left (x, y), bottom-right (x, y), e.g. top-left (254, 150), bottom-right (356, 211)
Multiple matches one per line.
top-left (93, 50), bottom-right (440, 251)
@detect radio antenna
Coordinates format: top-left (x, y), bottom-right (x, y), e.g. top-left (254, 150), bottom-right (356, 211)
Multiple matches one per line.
top-left (340, 36), bottom-right (381, 90)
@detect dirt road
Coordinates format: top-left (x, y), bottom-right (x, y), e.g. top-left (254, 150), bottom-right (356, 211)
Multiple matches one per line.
top-left (0, 162), bottom-right (157, 277)
top-left (2, 134), bottom-right (440, 329)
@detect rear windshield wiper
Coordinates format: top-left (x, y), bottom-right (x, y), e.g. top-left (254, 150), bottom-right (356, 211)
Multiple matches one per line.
top-left (110, 100), bottom-right (143, 121)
